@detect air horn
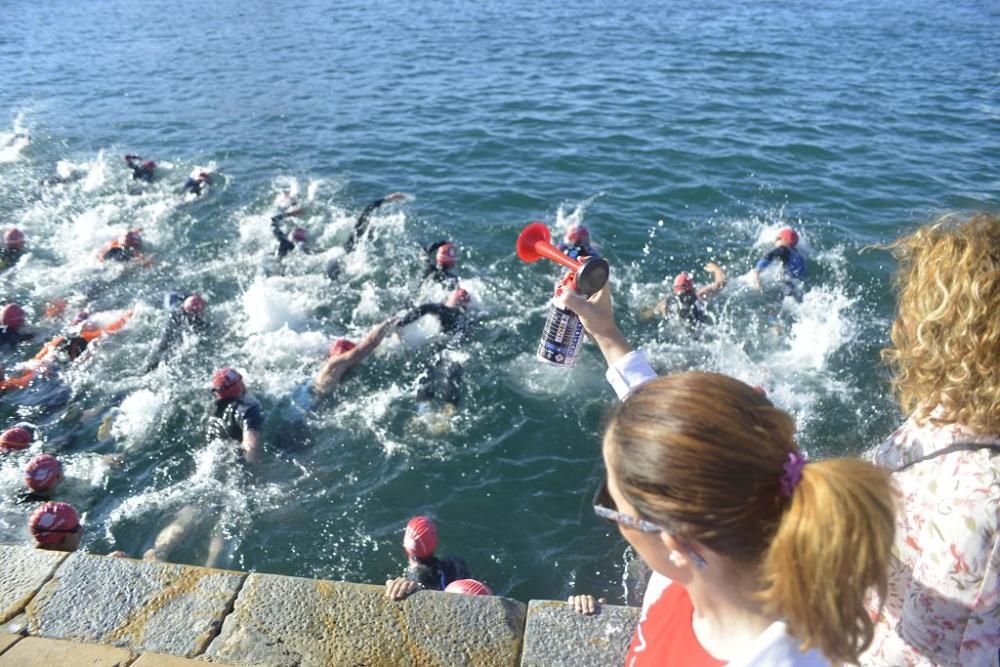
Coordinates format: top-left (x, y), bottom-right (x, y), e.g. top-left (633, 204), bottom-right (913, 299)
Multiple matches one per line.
top-left (516, 222), bottom-right (610, 368)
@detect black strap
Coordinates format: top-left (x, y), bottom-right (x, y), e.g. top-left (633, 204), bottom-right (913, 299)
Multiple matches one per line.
top-left (894, 441), bottom-right (1000, 473)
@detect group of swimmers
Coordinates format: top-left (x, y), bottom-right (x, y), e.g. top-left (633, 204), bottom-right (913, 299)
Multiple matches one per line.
top-left (2, 148), bottom-right (827, 625)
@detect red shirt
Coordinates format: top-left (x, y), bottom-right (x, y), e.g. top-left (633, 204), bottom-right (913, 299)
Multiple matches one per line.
top-left (625, 583), bottom-right (727, 667)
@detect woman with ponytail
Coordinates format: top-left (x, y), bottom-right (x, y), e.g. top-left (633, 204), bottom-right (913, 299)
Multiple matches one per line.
top-left (560, 283), bottom-right (896, 666)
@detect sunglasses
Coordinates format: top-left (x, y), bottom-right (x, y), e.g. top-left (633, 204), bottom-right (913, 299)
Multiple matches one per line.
top-left (43, 524), bottom-right (80, 535)
top-left (592, 477), bottom-right (706, 569)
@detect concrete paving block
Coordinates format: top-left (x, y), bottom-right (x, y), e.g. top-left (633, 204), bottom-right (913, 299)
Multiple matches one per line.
top-left (205, 573), bottom-right (526, 667)
top-left (131, 651), bottom-right (236, 666)
top-left (0, 633), bottom-right (22, 655)
top-left (0, 545), bottom-right (67, 623)
top-left (0, 636), bottom-right (132, 666)
top-left (25, 552), bottom-right (245, 657)
top-left (520, 600), bottom-right (639, 667)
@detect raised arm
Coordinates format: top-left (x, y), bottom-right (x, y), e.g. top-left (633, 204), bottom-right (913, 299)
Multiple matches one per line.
top-left (696, 262), bottom-right (727, 300)
top-left (344, 193), bottom-right (406, 253)
top-left (556, 283), bottom-right (632, 367)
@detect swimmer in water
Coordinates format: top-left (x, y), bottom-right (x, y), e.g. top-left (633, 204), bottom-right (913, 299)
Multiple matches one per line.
top-left (646, 262), bottom-right (727, 326)
top-left (0, 303), bottom-right (33, 351)
top-left (123, 154), bottom-right (156, 182)
top-left (326, 192), bottom-right (408, 279)
top-left (142, 505), bottom-right (225, 567)
top-left (419, 241), bottom-right (460, 289)
top-left (752, 227), bottom-right (806, 302)
top-left (143, 293), bottom-right (209, 373)
top-left (204, 368), bottom-right (263, 465)
top-left (0, 309), bottom-right (134, 398)
top-left (271, 216), bottom-right (308, 259)
top-left (0, 227), bottom-right (25, 273)
top-left (311, 318), bottom-right (395, 397)
top-left (29, 501), bottom-right (81, 552)
top-left (557, 224), bottom-right (599, 262)
top-left (182, 170), bottom-right (212, 197)
top-left (397, 288), bottom-right (471, 424)
top-left (385, 516), bottom-right (472, 600)
top-left (99, 229), bottom-right (150, 265)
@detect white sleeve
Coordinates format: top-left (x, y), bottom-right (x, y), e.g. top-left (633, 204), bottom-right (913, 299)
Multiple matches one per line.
top-left (605, 349), bottom-right (657, 401)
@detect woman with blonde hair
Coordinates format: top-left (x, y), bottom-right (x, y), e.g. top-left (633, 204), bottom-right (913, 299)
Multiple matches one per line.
top-left (561, 284), bottom-right (896, 666)
top-left (861, 212), bottom-right (1000, 667)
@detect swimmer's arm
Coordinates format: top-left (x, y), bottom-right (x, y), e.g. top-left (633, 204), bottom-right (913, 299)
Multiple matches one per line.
top-left (242, 429), bottom-right (262, 465)
top-left (81, 309), bottom-right (134, 341)
top-left (397, 304), bottom-right (436, 328)
top-left (696, 262), bottom-right (727, 300)
top-left (558, 283), bottom-right (632, 367)
top-left (344, 318), bottom-right (396, 365)
top-left (343, 197), bottom-right (388, 252)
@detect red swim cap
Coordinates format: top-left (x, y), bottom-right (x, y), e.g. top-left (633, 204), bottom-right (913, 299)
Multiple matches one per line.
top-left (672, 272), bottom-right (694, 294)
top-left (142, 160), bottom-right (156, 171)
top-left (29, 502), bottom-right (79, 546)
top-left (1, 303), bottom-right (25, 331)
top-left (123, 230), bottom-right (142, 249)
top-left (445, 579), bottom-right (493, 596)
top-left (446, 288), bottom-right (470, 308)
top-left (182, 295), bottom-right (206, 315)
top-left (564, 224), bottom-right (589, 246)
top-left (777, 227), bottom-right (799, 247)
top-left (329, 338), bottom-right (356, 357)
top-left (25, 454), bottom-right (62, 493)
top-left (291, 227), bottom-right (307, 243)
top-left (0, 426), bottom-right (33, 452)
top-left (211, 367), bottom-right (244, 400)
top-left (403, 516), bottom-right (438, 559)
top-left (436, 243), bottom-right (457, 268)
top-left (4, 227), bottom-right (24, 250)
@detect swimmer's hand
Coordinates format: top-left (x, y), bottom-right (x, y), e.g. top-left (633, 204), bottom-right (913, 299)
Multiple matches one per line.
top-left (568, 594), bottom-right (606, 615)
top-left (385, 577), bottom-right (423, 600)
top-left (556, 282), bottom-right (631, 367)
top-left (384, 192), bottom-right (408, 203)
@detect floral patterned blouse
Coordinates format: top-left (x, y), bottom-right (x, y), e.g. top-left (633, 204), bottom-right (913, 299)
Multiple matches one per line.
top-left (861, 413), bottom-right (1000, 667)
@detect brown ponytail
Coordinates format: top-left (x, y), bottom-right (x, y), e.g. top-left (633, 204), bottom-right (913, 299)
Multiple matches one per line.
top-left (761, 459), bottom-right (895, 663)
top-left (606, 372), bottom-right (895, 664)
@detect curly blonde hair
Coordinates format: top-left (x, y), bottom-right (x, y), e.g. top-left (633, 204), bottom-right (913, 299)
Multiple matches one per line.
top-left (882, 212), bottom-right (1000, 433)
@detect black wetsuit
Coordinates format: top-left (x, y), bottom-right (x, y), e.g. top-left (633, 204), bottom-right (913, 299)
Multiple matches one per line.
top-left (342, 197), bottom-right (388, 253)
top-left (398, 303), bottom-right (468, 406)
top-left (398, 303), bottom-right (468, 342)
top-left (125, 156), bottom-right (155, 182)
top-left (143, 309), bottom-right (208, 373)
top-left (205, 394), bottom-right (264, 443)
top-left (0, 328), bottom-right (32, 351)
top-left (182, 177), bottom-right (208, 196)
top-left (405, 556), bottom-right (471, 591)
top-left (326, 197), bottom-right (391, 280)
top-left (271, 213), bottom-right (298, 259)
top-left (101, 246), bottom-right (140, 263)
top-left (0, 247), bottom-right (23, 272)
top-left (420, 240), bottom-right (460, 289)
top-left (671, 290), bottom-right (707, 326)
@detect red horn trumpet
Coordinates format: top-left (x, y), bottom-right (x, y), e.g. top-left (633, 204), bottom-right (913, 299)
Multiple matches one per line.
top-left (516, 222), bottom-right (609, 295)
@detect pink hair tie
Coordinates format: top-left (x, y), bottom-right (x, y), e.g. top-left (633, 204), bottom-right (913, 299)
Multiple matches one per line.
top-left (779, 451), bottom-right (807, 498)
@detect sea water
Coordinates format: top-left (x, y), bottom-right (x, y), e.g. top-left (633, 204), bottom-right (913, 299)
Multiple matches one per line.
top-left (0, 0), bottom-right (997, 601)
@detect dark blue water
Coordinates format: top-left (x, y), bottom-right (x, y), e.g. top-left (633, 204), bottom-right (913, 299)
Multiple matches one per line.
top-left (1, 0), bottom-right (997, 601)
